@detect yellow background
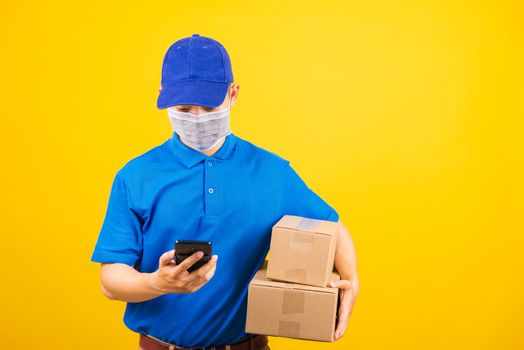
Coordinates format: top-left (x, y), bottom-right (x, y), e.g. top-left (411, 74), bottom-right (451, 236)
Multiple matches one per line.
top-left (1, 1), bottom-right (523, 349)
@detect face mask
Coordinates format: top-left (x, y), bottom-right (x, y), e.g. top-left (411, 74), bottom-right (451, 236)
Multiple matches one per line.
top-left (167, 100), bottom-right (232, 152)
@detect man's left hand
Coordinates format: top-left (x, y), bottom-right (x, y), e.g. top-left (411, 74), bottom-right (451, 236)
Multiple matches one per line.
top-left (330, 277), bottom-right (359, 341)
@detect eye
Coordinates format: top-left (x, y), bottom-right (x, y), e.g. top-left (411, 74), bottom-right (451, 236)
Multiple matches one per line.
top-left (204, 107), bottom-right (214, 111)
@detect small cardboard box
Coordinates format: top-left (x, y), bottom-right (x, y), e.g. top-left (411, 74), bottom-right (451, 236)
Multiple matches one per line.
top-left (246, 261), bottom-right (341, 342)
top-left (267, 215), bottom-right (339, 287)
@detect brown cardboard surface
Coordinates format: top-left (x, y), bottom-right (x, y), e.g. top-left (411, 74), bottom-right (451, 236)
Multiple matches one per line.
top-left (273, 215), bottom-right (339, 236)
top-left (267, 215), bottom-right (339, 287)
top-left (251, 262), bottom-right (340, 293)
top-left (246, 261), bottom-right (340, 342)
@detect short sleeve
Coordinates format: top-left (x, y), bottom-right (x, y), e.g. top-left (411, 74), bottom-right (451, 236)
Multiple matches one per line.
top-left (282, 161), bottom-right (339, 222)
top-left (90, 170), bottom-right (144, 266)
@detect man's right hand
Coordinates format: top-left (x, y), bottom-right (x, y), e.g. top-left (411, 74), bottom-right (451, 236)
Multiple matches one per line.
top-left (144, 249), bottom-right (218, 295)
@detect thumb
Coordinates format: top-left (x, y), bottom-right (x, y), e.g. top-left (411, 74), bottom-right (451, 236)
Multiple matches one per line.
top-left (159, 249), bottom-right (175, 267)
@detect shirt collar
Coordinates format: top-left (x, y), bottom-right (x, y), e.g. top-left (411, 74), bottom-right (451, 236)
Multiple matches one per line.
top-left (168, 131), bottom-right (238, 168)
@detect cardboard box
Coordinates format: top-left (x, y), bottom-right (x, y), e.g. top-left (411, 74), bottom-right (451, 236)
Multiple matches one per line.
top-left (246, 261), bottom-right (341, 342)
top-left (267, 215), bottom-right (339, 287)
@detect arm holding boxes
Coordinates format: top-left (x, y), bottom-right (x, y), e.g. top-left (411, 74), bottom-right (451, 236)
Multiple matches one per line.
top-left (281, 161), bottom-right (360, 340)
top-left (245, 162), bottom-right (359, 342)
top-left (330, 218), bottom-right (359, 340)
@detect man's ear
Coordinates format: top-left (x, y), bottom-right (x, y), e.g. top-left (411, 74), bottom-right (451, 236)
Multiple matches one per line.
top-left (231, 84), bottom-right (238, 106)
top-left (158, 85), bottom-right (162, 94)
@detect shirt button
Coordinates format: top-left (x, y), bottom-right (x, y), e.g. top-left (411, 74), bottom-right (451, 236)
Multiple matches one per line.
top-left (208, 187), bottom-right (214, 194)
top-left (208, 161), bottom-right (213, 167)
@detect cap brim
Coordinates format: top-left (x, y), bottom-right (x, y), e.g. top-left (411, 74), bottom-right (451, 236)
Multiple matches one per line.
top-left (157, 80), bottom-right (230, 110)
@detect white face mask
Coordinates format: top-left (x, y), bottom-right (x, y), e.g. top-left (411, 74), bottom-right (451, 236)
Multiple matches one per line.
top-left (167, 102), bottom-right (232, 152)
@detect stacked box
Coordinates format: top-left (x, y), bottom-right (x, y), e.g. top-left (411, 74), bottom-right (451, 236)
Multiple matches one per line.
top-left (267, 215), bottom-right (339, 287)
top-left (246, 215), bottom-right (341, 342)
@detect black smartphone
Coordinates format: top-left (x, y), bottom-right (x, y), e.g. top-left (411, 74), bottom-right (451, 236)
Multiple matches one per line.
top-left (174, 240), bottom-right (212, 273)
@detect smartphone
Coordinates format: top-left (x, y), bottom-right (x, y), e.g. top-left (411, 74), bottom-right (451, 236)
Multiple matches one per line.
top-left (174, 240), bottom-right (212, 273)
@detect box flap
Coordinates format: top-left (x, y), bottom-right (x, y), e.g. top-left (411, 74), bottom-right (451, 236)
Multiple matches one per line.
top-left (273, 215), bottom-right (338, 236)
top-left (251, 261), bottom-right (340, 294)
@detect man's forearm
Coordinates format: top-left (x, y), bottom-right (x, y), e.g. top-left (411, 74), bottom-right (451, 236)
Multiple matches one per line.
top-left (334, 219), bottom-right (359, 289)
top-left (100, 263), bottom-right (164, 303)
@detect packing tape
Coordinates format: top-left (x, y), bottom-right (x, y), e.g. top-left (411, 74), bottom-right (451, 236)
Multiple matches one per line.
top-left (291, 231), bottom-right (315, 243)
top-left (282, 289), bottom-right (305, 314)
top-left (284, 268), bottom-right (307, 282)
top-left (278, 320), bottom-right (301, 338)
top-left (289, 231), bottom-right (314, 255)
top-left (295, 217), bottom-right (320, 230)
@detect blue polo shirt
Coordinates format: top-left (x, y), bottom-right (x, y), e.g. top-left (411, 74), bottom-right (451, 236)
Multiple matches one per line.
top-left (90, 131), bottom-right (339, 348)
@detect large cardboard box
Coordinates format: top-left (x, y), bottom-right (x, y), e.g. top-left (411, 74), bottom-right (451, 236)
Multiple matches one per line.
top-left (267, 215), bottom-right (339, 287)
top-left (246, 261), bottom-right (341, 342)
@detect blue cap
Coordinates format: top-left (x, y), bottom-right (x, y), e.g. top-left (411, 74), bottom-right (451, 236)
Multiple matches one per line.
top-left (157, 34), bottom-right (234, 110)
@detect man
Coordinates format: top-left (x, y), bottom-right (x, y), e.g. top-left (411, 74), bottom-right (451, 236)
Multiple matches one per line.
top-left (91, 34), bottom-right (359, 350)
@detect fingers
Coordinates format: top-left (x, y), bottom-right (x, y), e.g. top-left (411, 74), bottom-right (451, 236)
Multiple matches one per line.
top-left (189, 255), bottom-right (218, 279)
top-left (203, 263), bottom-right (216, 281)
top-left (181, 255), bottom-right (218, 293)
top-left (183, 255), bottom-right (218, 289)
top-left (335, 294), bottom-right (346, 334)
top-left (338, 289), bottom-right (345, 317)
top-left (157, 250), bottom-right (218, 294)
top-left (174, 250), bottom-right (205, 273)
top-left (330, 279), bottom-right (351, 289)
top-left (334, 324), bottom-right (347, 341)
top-left (334, 289), bottom-right (353, 339)
top-left (335, 318), bottom-right (348, 339)
top-left (159, 249), bottom-right (175, 267)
